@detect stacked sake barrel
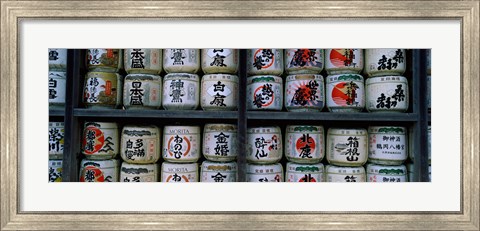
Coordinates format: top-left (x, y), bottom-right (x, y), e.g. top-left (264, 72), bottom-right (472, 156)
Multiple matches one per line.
top-left (199, 49), bottom-right (239, 182)
top-left (83, 49), bottom-right (123, 109)
top-left (79, 49), bottom-right (124, 182)
top-left (159, 49), bottom-right (201, 182)
top-left (48, 48), bottom-right (67, 182)
top-left (119, 49), bottom-right (164, 182)
top-left (283, 49), bottom-right (327, 182)
top-left (363, 49), bottom-right (410, 182)
top-left (245, 49), bottom-right (284, 182)
top-left (48, 121), bottom-right (64, 182)
top-left (322, 49), bottom-right (367, 182)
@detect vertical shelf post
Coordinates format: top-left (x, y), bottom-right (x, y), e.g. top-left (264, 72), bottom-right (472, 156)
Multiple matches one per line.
top-left (237, 49), bottom-right (247, 182)
top-left (412, 49), bottom-right (429, 182)
top-left (62, 49), bottom-right (82, 181)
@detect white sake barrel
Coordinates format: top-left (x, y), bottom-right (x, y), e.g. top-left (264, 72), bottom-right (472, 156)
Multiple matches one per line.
top-left (246, 75), bottom-right (283, 111)
top-left (325, 74), bottom-right (365, 112)
top-left (326, 128), bottom-right (368, 166)
top-left (120, 162), bottom-right (159, 182)
top-left (365, 76), bottom-right (409, 113)
top-left (325, 165), bottom-right (366, 182)
top-left (200, 161), bottom-right (237, 182)
top-left (284, 74), bottom-right (325, 112)
top-left (246, 163), bottom-right (283, 182)
top-left (123, 74), bottom-right (162, 109)
top-left (83, 72), bottom-right (123, 109)
top-left (48, 122), bottom-right (64, 160)
top-left (285, 125), bottom-right (324, 164)
top-left (365, 49), bottom-right (406, 77)
top-left (201, 49), bottom-right (239, 74)
top-left (48, 159), bottom-right (63, 182)
top-left (161, 162), bottom-right (198, 182)
top-left (201, 74), bottom-right (238, 111)
top-left (81, 122), bottom-right (119, 160)
top-left (325, 49), bottom-right (364, 74)
top-left (48, 71), bottom-right (67, 109)
top-left (48, 48), bottom-right (67, 71)
top-left (79, 159), bottom-right (120, 182)
top-left (163, 125), bottom-right (201, 163)
top-left (368, 126), bottom-right (407, 165)
top-left (86, 49), bottom-right (123, 73)
top-left (247, 126), bottom-right (283, 164)
top-left (286, 162), bottom-right (324, 182)
top-left (120, 125), bottom-right (160, 164)
top-left (203, 124), bottom-right (237, 162)
top-left (367, 164), bottom-right (407, 182)
top-left (247, 49), bottom-right (284, 76)
top-left (284, 49), bottom-right (324, 74)
top-left (162, 73), bottom-right (199, 110)
top-left (124, 49), bottom-right (162, 74)
top-left (163, 49), bottom-right (200, 73)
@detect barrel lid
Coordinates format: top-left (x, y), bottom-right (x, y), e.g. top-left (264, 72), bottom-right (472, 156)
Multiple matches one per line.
top-left (125, 48), bottom-right (159, 52)
top-left (246, 163), bottom-right (283, 174)
top-left (286, 125), bottom-right (323, 133)
top-left (49, 122), bottom-right (64, 127)
top-left (164, 73), bottom-right (199, 80)
top-left (48, 159), bottom-right (63, 165)
top-left (162, 162), bottom-right (198, 172)
top-left (201, 74), bottom-right (239, 82)
top-left (365, 75), bottom-right (407, 84)
top-left (125, 73), bottom-right (161, 80)
top-left (247, 126), bottom-right (282, 134)
top-left (326, 165), bottom-right (365, 174)
top-left (247, 75), bottom-right (282, 84)
top-left (49, 71), bottom-right (67, 78)
top-left (164, 125), bottom-right (201, 134)
top-left (84, 121), bottom-right (118, 129)
top-left (204, 123), bottom-right (237, 132)
top-left (286, 74), bottom-right (323, 81)
top-left (81, 158), bottom-right (119, 169)
top-left (201, 160), bottom-right (237, 172)
top-left (366, 164), bottom-right (407, 175)
top-left (121, 162), bottom-right (158, 174)
top-left (368, 126), bottom-right (406, 134)
top-left (326, 74), bottom-right (363, 83)
top-left (286, 162), bottom-right (324, 173)
top-left (122, 124), bottom-right (160, 136)
top-left (327, 128), bottom-right (367, 136)
top-left (86, 72), bottom-right (120, 78)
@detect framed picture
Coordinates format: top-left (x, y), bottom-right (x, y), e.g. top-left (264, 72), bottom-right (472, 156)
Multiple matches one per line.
top-left (1, 1), bottom-right (479, 230)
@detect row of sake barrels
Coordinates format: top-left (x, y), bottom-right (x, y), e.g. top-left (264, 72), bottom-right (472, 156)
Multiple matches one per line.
top-left (81, 72), bottom-right (409, 113)
top-left (75, 159), bottom-right (414, 183)
top-left (83, 49), bottom-right (407, 77)
top-left (82, 72), bottom-right (239, 110)
top-left (54, 122), bottom-right (413, 166)
top-left (248, 74), bottom-right (408, 112)
top-left (48, 48), bottom-right (411, 76)
top-left (50, 159), bottom-right (430, 182)
top-left (79, 123), bottom-right (237, 163)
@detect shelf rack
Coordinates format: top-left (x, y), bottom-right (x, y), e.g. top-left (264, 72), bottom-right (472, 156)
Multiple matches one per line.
top-left (52, 49), bottom-right (430, 182)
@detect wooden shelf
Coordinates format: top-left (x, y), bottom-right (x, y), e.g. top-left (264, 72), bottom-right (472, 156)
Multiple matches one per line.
top-left (74, 108), bottom-right (239, 119)
top-left (247, 111), bottom-right (418, 121)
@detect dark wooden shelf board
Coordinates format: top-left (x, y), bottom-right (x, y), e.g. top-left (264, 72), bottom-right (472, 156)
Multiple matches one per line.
top-left (73, 108), bottom-right (239, 119)
top-left (49, 108), bottom-right (65, 117)
top-left (247, 111), bottom-right (419, 121)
